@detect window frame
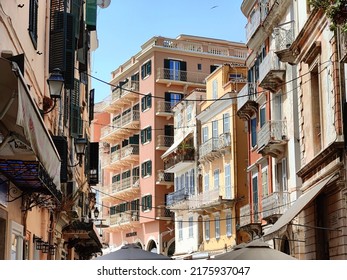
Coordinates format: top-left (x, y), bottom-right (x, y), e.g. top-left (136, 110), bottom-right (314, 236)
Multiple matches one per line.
top-left (29, 0), bottom-right (38, 49)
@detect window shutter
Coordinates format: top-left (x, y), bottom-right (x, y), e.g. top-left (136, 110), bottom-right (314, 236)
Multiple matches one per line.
top-left (147, 94), bottom-right (152, 108)
top-left (147, 160), bottom-right (152, 176)
top-left (88, 142), bottom-right (99, 185)
top-left (52, 136), bottom-right (68, 183)
top-left (141, 65), bottom-right (145, 79)
top-left (71, 0), bottom-right (82, 40)
top-left (64, 13), bottom-right (75, 89)
top-left (86, 0), bottom-right (97, 31)
top-left (89, 89), bottom-right (95, 123)
top-left (149, 195), bottom-right (152, 210)
top-left (148, 126), bottom-right (152, 141)
top-left (140, 130), bottom-right (144, 144)
top-left (49, 0), bottom-right (65, 73)
top-left (141, 197), bottom-right (145, 211)
top-left (147, 60), bottom-right (151, 75)
top-left (141, 96), bottom-right (145, 111)
top-left (141, 163), bottom-right (145, 177)
top-left (70, 79), bottom-right (82, 137)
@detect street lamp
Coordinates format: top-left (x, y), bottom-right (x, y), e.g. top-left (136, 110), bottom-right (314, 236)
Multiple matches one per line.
top-left (47, 68), bottom-right (64, 99)
top-left (44, 68), bottom-right (64, 114)
top-left (74, 136), bottom-right (88, 167)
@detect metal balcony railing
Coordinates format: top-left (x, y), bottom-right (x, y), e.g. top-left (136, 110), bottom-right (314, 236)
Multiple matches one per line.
top-left (262, 191), bottom-right (290, 218)
top-left (257, 120), bottom-right (287, 149)
top-left (156, 170), bottom-right (174, 184)
top-left (109, 210), bottom-right (139, 226)
top-left (167, 188), bottom-right (188, 206)
top-left (157, 68), bottom-right (207, 84)
top-left (274, 21), bottom-right (295, 52)
top-left (189, 189), bottom-right (220, 209)
top-left (258, 51), bottom-right (284, 85)
top-left (164, 151), bottom-right (195, 170)
top-left (156, 135), bottom-right (174, 148)
top-left (237, 83), bottom-right (257, 112)
top-left (199, 137), bottom-right (219, 159)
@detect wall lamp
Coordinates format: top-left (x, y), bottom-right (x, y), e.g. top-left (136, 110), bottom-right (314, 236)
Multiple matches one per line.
top-left (43, 68), bottom-right (64, 114)
top-left (68, 136), bottom-right (88, 167)
top-left (33, 235), bottom-right (44, 250)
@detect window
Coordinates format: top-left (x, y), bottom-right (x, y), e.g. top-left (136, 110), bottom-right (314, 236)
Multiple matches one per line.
top-left (178, 220), bottom-right (183, 240)
top-left (251, 117), bottom-right (257, 148)
top-left (204, 174), bottom-right (209, 192)
top-left (112, 174), bottom-right (120, 183)
top-left (202, 126), bottom-right (209, 143)
top-left (205, 219), bottom-right (210, 241)
top-left (226, 213), bottom-right (232, 237)
top-left (141, 160), bottom-right (152, 177)
top-left (141, 195), bottom-right (152, 211)
top-left (262, 166), bottom-right (269, 197)
top-left (141, 94), bottom-right (152, 111)
top-left (189, 168), bottom-right (195, 195)
top-left (165, 92), bottom-right (183, 108)
top-left (260, 106), bottom-right (266, 128)
top-left (229, 73), bottom-right (243, 81)
top-left (10, 221), bottom-right (24, 260)
top-left (282, 158), bottom-right (288, 192)
top-left (212, 79), bottom-right (218, 99)
top-left (210, 65), bottom-right (218, 73)
top-left (223, 113), bottom-right (230, 133)
top-left (141, 126), bottom-right (152, 144)
top-left (197, 63), bottom-right (202, 71)
top-left (214, 169), bottom-right (219, 190)
top-left (29, 0), bottom-right (38, 48)
top-left (215, 216), bottom-right (220, 239)
top-left (141, 60), bottom-right (151, 79)
top-left (252, 173), bottom-right (259, 222)
top-left (225, 164), bottom-right (231, 199)
top-left (189, 216), bottom-right (194, 238)
top-left (164, 59), bottom-right (187, 81)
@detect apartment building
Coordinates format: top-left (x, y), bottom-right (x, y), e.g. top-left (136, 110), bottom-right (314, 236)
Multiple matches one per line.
top-left (0, 0), bottom-right (101, 260)
top-left (239, 0), bottom-right (347, 259)
top-left (196, 64), bottom-right (248, 254)
top-left (99, 34), bottom-right (247, 256)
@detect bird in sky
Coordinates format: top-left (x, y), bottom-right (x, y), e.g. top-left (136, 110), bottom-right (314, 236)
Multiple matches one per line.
top-left (211, 5), bottom-right (218, 9)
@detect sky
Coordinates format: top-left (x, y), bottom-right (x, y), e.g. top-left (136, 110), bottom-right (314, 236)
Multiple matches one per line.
top-left (91, 0), bottom-right (246, 103)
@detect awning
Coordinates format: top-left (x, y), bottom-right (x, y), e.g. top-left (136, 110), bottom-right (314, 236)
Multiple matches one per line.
top-left (263, 173), bottom-right (338, 241)
top-left (0, 58), bottom-right (61, 199)
top-left (161, 129), bottom-right (193, 159)
top-left (63, 220), bottom-right (103, 259)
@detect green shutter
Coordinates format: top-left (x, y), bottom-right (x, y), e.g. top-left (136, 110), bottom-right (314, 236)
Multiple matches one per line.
top-left (70, 79), bottom-right (82, 137)
top-left (141, 197), bottom-right (145, 211)
top-left (141, 96), bottom-right (145, 111)
top-left (141, 163), bottom-right (145, 177)
top-left (147, 94), bottom-right (152, 108)
top-left (147, 60), bottom-right (151, 75)
top-left (147, 160), bottom-right (152, 176)
top-left (149, 195), bottom-right (152, 210)
top-left (86, 0), bottom-right (97, 31)
top-left (148, 126), bottom-right (152, 141)
top-left (64, 13), bottom-right (75, 89)
top-left (140, 130), bottom-right (144, 144)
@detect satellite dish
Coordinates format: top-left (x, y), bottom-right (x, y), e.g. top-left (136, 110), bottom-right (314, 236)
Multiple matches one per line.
top-left (97, 0), bottom-right (111, 9)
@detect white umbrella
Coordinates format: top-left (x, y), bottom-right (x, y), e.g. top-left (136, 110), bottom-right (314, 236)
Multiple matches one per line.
top-left (213, 239), bottom-right (296, 260)
top-left (94, 243), bottom-right (172, 260)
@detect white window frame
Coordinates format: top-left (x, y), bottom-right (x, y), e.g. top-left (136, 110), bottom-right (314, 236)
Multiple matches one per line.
top-left (215, 216), bottom-right (220, 239)
top-left (10, 221), bottom-right (24, 260)
top-left (204, 174), bottom-right (209, 192)
top-left (205, 218), bottom-right (210, 241)
top-left (212, 79), bottom-right (218, 99)
top-left (178, 220), bottom-right (183, 240)
top-left (226, 213), bottom-right (232, 237)
top-left (262, 166), bottom-right (269, 197)
top-left (189, 216), bottom-right (194, 238)
top-left (225, 164), bottom-right (231, 199)
top-left (214, 169), bottom-right (219, 190)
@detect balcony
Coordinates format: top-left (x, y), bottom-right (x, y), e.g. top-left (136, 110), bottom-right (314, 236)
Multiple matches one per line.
top-left (274, 21), bottom-right (297, 64)
top-left (109, 176), bottom-right (140, 201)
top-left (167, 188), bottom-right (189, 209)
top-left (156, 135), bottom-right (174, 150)
top-left (257, 120), bottom-right (287, 158)
top-left (262, 191), bottom-right (290, 223)
top-left (238, 204), bottom-right (262, 237)
top-left (246, 0), bottom-right (291, 51)
top-left (156, 68), bottom-right (207, 87)
top-left (163, 150), bottom-right (195, 173)
top-left (258, 51), bottom-right (285, 92)
top-left (189, 189), bottom-right (222, 211)
top-left (199, 133), bottom-right (231, 163)
top-left (100, 109), bottom-right (140, 142)
top-left (156, 101), bottom-right (174, 118)
top-left (236, 83), bottom-right (258, 121)
top-left (108, 145), bottom-right (139, 170)
top-left (156, 205), bottom-right (174, 221)
top-left (156, 170), bottom-right (174, 185)
top-left (108, 81), bottom-right (140, 113)
top-left (109, 210), bottom-right (140, 231)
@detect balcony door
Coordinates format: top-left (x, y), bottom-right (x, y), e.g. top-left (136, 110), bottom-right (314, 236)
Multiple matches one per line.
top-left (164, 59), bottom-right (187, 81)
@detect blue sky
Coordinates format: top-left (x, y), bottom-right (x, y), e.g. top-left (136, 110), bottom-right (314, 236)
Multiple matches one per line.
top-left (91, 0), bottom-right (246, 103)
